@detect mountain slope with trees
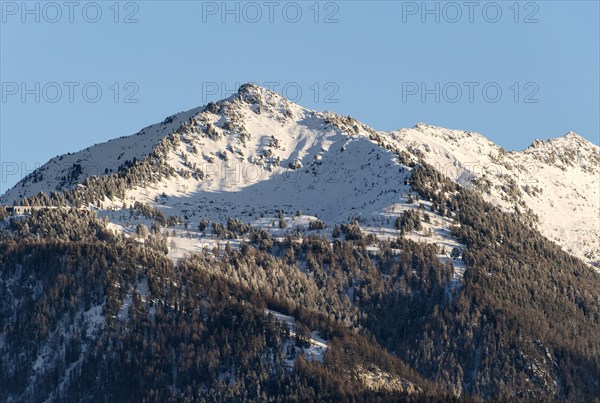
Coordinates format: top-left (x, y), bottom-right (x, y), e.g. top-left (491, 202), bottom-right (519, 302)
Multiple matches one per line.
top-left (1, 85), bottom-right (599, 401)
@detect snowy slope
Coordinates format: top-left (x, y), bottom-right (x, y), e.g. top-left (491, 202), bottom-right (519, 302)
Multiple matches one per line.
top-left (383, 124), bottom-right (600, 264)
top-left (91, 85), bottom-right (464, 273)
top-left (2, 84), bottom-right (598, 266)
top-left (0, 106), bottom-right (204, 203)
top-left (88, 85), bottom-right (413, 225)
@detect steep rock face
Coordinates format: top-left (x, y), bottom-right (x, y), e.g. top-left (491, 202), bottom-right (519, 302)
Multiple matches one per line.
top-left (2, 84), bottom-right (598, 265)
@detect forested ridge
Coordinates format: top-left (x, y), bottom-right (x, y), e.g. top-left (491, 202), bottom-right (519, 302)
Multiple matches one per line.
top-left (0, 159), bottom-right (599, 402)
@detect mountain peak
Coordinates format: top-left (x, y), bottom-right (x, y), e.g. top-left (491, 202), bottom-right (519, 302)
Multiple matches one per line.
top-left (562, 131), bottom-right (591, 144)
top-left (236, 82), bottom-right (267, 99)
top-left (232, 83), bottom-right (287, 106)
top-left (527, 131), bottom-right (596, 151)
top-left (523, 131), bottom-right (599, 174)
top-left (564, 130), bottom-right (580, 138)
top-left (237, 82), bottom-right (267, 95)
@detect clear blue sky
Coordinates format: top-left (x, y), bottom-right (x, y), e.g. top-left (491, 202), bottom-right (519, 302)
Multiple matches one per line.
top-left (1, 0), bottom-right (598, 192)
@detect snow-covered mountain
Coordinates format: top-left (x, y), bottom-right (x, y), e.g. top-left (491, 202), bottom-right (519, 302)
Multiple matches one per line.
top-left (3, 83), bottom-right (600, 402)
top-left (2, 83), bottom-right (598, 265)
top-left (383, 124), bottom-right (600, 265)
